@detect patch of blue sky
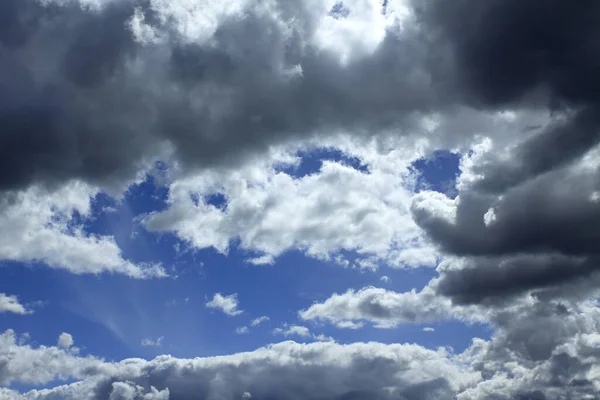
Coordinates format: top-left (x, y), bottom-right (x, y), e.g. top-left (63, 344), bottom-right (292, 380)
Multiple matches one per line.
top-left (276, 147), bottom-right (368, 178)
top-left (329, 2), bottom-right (350, 19)
top-left (412, 150), bottom-right (461, 198)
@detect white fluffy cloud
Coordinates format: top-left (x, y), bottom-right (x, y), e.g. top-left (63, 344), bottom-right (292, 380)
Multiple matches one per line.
top-left (299, 285), bottom-right (485, 329)
top-left (206, 293), bottom-right (243, 316)
top-left (0, 330), bottom-right (112, 386)
top-left (0, 293), bottom-right (32, 315)
top-left (57, 333), bottom-right (74, 349)
top-left (0, 330), bottom-right (478, 399)
top-left (0, 181), bottom-right (165, 278)
top-left (5, 295), bottom-right (600, 399)
top-left (145, 136), bottom-right (440, 269)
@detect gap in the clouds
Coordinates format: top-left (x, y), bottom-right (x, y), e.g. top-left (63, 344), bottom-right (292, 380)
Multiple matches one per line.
top-left (191, 192), bottom-right (228, 210)
top-left (329, 2), bottom-right (350, 19)
top-left (412, 150), bottom-right (461, 198)
top-left (277, 147), bottom-right (369, 179)
top-left (382, 0), bottom-right (389, 15)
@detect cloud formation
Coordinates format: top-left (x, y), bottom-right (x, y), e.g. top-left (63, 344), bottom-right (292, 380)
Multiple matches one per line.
top-left (206, 293), bottom-right (243, 316)
top-left (406, 0), bottom-right (600, 307)
top-left (0, 293), bottom-right (32, 315)
top-left (299, 285), bottom-right (484, 329)
top-left (0, 181), bottom-right (165, 278)
top-left (0, 329), bottom-right (477, 399)
top-left (5, 299), bottom-right (600, 400)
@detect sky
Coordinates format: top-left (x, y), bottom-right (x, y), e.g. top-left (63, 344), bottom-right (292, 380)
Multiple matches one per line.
top-left (2, 1), bottom-right (600, 399)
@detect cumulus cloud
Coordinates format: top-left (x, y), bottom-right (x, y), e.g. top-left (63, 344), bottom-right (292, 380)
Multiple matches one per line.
top-left (299, 285), bottom-right (485, 329)
top-left (0, 181), bottom-right (165, 278)
top-left (1, 330), bottom-right (478, 399)
top-left (144, 136), bottom-right (440, 268)
top-left (0, 330), bottom-right (112, 386)
top-left (405, 0), bottom-right (600, 308)
top-left (0, 0), bottom-right (441, 194)
top-left (57, 333), bottom-right (74, 349)
top-left (0, 0), bottom-right (546, 274)
top-left (206, 293), bottom-right (243, 316)
top-left (7, 300), bottom-right (600, 400)
top-left (0, 293), bottom-right (32, 315)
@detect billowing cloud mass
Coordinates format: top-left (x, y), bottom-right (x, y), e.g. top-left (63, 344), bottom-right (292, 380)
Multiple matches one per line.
top-left (408, 0), bottom-right (600, 306)
top-left (5, 299), bottom-right (600, 400)
top-left (144, 136), bottom-right (439, 267)
top-left (206, 293), bottom-right (243, 316)
top-left (4, 0), bottom-right (600, 398)
top-left (0, 0), bottom-right (558, 195)
top-left (0, 293), bottom-right (32, 315)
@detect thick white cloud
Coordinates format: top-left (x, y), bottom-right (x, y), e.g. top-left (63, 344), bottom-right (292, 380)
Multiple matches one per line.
top-left (5, 296), bottom-right (600, 400)
top-left (0, 330), bottom-right (113, 386)
top-left (0, 181), bottom-right (165, 278)
top-left (57, 333), bottom-right (74, 349)
top-left (145, 136), bottom-right (441, 269)
top-left (299, 285), bottom-right (486, 329)
top-left (1, 330), bottom-right (478, 399)
top-left (206, 293), bottom-right (243, 316)
top-left (0, 293), bottom-right (32, 315)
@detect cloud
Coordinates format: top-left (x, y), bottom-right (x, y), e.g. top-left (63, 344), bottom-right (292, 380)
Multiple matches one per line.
top-left (144, 137), bottom-right (439, 268)
top-left (404, 0), bottom-right (600, 307)
top-left (206, 293), bottom-right (243, 316)
top-left (0, 181), bottom-right (165, 278)
top-left (413, 134), bottom-right (600, 304)
top-left (0, 293), bottom-right (32, 315)
top-left (423, 327), bottom-right (435, 332)
top-left (0, 330), bottom-right (113, 386)
top-left (141, 337), bottom-right (164, 347)
top-left (0, 0), bottom-right (548, 200)
top-left (273, 325), bottom-right (311, 338)
top-left (250, 316), bottom-right (270, 327)
top-left (57, 333), bottom-right (74, 349)
top-left (235, 327), bottom-right (249, 335)
top-left (0, 0), bottom-right (467, 195)
top-left (6, 295), bottom-right (600, 400)
top-left (1, 330), bottom-right (477, 399)
top-left (299, 285), bottom-right (485, 329)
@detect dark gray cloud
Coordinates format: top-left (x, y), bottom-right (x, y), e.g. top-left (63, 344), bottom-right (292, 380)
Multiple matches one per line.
top-left (0, 0), bottom-right (460, 193)
top-left (436, 255), bottom-right (599, 305)
top-left (410, 0), bottom-right (600, 307)
top-left (415, 0), bottom-right (600, 108)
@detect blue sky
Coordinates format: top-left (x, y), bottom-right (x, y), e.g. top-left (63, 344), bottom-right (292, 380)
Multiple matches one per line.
top-left (0, 148), bottom-right (489, 379)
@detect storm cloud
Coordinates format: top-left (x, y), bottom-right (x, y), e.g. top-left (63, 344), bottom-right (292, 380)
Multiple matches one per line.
top-left (0, 0), bottom-right (458, 193)
top-left (409, 0), bottom-right (600, 305)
